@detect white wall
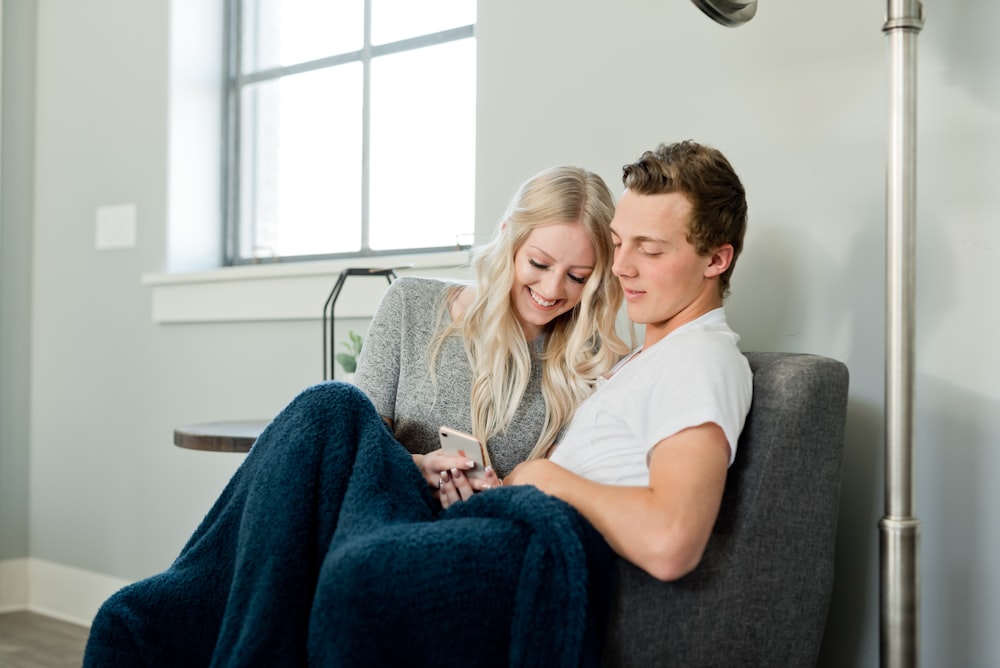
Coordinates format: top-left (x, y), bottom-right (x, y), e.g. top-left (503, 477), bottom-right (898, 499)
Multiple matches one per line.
top-left (2, 0), bottom-right (998, 664)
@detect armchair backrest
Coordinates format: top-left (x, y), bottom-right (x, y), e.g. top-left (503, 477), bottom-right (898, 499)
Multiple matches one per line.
top-left (603, 352), bottom-right (850, 666)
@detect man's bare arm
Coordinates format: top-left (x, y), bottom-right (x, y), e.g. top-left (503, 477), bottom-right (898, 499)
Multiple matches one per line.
top-left (504, 422), bottom-right (730, 581)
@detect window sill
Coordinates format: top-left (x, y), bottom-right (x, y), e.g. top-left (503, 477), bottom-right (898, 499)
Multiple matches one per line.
top-left (141, 251), bottom-right (473, 324)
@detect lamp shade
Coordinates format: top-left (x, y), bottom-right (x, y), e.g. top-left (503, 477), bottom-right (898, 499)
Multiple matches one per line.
top-left (690, 0), bottom-right (758, 26)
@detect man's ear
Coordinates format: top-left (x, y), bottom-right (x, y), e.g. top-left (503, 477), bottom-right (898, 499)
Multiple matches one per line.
top-left (704, 244), bottom-right (734, 278)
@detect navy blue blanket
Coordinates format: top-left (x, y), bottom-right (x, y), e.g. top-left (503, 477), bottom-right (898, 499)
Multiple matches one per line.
top-left (84, 382), bottom-right (614, 667)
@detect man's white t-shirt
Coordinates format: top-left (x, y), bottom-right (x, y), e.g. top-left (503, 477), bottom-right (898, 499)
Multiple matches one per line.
top-left (548, 308), bottom-right (752, 487)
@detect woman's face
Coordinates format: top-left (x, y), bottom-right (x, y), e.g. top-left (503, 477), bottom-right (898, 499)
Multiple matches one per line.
top-left (509, 222), bottom-right (596, 340)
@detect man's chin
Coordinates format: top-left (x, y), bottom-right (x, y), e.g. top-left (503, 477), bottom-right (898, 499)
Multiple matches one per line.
top-left (625, 304), bottom-right (647, 323)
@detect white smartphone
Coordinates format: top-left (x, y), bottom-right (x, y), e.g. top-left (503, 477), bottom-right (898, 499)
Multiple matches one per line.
top-left (438, 426), bottom-right (491, 481)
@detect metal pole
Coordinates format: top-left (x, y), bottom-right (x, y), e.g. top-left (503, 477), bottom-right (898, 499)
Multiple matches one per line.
top-left (881, 1), bottom-right (923, 666)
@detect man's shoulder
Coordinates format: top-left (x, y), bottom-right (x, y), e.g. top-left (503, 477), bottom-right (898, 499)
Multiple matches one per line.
top-left (653, 309), bottom-right (739, 352)
top-left (649, 314), bottom-right (748, 378)
top-left (658, 328), bottom-right (744, 363)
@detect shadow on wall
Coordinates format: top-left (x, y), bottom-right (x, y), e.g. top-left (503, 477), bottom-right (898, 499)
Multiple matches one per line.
top-left (819, 219), bottom-right (886, 667)
top-left (930, 0), bottom-right (1000, 111)
top-left (729, 217), bottom-right (887, 666)
top-left (725, 224), bottom-right (807, 353)
top-left (915, 373), bottom-right (999, 665)
top-left (908, 191), bottom-right (999, 663)
top-left (818, 398), bottom-right (881, 667)
top-left (727, 222), bottom-right (872, 358)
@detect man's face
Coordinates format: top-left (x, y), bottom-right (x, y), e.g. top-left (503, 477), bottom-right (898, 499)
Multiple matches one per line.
top-left (610, 189), bottom-right (725, 347)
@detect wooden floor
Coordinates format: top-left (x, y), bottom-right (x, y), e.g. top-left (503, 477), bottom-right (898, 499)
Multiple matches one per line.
top-left (0, 611), bottom-right (89, 668)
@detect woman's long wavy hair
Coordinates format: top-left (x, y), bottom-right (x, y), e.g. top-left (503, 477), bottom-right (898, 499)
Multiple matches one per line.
top-left (431, 166), bottom-right (628, 458)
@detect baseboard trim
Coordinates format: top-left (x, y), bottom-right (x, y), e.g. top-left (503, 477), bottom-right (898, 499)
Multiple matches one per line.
top-left (0, 558), bottom-right (29, 613)
top-left (0, 557), bottom-right (132, 627)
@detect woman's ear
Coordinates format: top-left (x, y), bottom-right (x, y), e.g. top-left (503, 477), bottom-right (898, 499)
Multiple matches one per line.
top-left (704, 244), bottom-right (734, 278)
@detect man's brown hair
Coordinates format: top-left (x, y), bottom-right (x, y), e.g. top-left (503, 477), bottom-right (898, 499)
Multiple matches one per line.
top-left (622, 140), bottom-right (748, 298)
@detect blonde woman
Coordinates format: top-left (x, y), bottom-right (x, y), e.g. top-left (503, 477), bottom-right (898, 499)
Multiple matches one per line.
top-left (356, 165), bottom-right (629, 489)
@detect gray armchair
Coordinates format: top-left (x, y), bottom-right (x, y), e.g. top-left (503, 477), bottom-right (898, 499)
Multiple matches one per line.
top-left (603, 352), bottom-right (850, 666)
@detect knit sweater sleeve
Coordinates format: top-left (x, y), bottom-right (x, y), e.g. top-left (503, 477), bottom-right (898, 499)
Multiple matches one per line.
top-left (354, 276), bottom-right (546, 476)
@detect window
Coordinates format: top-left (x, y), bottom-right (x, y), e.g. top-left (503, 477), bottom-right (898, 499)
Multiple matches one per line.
top-left (225, 0), bottom-right (476, 265)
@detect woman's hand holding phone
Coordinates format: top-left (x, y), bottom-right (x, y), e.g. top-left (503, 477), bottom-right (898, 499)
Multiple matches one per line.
top-left (410, 429), bottom-right (482, 496)
top-left (427, 427), bottom-right (502, 509)
top-left (438, 464), bottom-right (503, 510)
top-left (412, 449), bottom-right (474, 487)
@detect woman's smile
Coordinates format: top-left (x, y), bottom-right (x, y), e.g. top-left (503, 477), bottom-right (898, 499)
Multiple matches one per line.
top-left (527, 287), bottom-right (560, 309)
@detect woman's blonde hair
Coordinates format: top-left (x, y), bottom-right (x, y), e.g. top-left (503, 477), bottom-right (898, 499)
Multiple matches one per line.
top-left (433, 166), bottom-right (628, 458)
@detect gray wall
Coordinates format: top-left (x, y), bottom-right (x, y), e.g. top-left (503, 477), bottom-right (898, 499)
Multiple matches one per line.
top-left (0, 0), bottom-right (35, 561)
top-left (2, 0), bottom-right (999, 665)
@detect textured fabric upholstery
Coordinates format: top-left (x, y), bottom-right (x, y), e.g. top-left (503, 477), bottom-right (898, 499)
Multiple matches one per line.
top-left (602, 352), bottom-right (850, 667)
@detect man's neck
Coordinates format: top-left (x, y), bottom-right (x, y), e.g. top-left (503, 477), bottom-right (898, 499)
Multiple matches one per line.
top-left (642, 297), bottom-right (723, 349)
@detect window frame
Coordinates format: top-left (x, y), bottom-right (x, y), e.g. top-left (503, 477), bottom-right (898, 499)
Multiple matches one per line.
top-left (222, 0), bottom-right (476, 266)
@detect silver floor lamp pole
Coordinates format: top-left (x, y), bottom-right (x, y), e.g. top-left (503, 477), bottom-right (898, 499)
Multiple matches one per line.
top-left (881, 1), bottom-right (923, 666)
top-left (691, 0), bottom-right (924, 664)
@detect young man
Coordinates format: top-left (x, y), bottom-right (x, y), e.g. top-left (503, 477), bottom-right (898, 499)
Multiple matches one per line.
top-left (444, 140), bottom-right (753, 582)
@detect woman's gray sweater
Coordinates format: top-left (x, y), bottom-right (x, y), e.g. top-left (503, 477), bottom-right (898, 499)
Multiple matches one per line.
top-left (354, 277), bottom-right (547, 477)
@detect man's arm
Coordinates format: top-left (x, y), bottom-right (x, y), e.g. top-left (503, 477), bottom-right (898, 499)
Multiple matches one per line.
top-left (505, 422), bottom-right (730, 581)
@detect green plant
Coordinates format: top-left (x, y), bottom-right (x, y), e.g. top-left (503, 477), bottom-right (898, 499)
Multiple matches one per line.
top-left (335, 330), bottom-right (364, 374)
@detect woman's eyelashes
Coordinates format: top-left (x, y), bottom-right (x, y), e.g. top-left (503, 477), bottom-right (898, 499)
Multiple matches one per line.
top-left (529, 258), bottom-right (588, 285)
